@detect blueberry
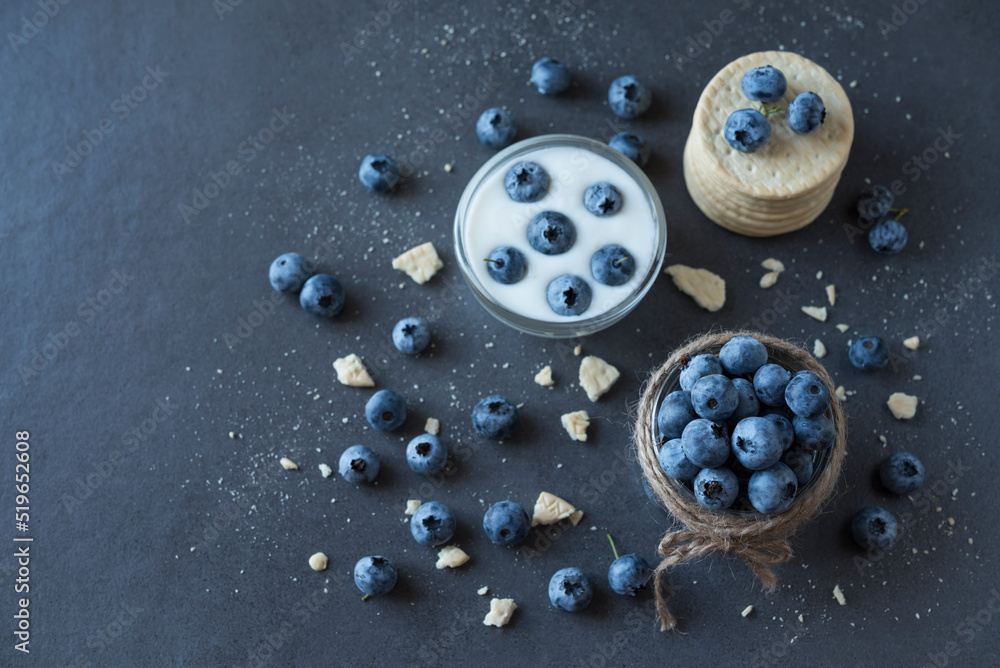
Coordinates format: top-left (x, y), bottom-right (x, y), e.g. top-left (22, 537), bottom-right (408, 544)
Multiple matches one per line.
top-left (724, 109), bottom-right (772, 153)
top-left (764, 413), bottom-right (795, 452)
top-left (548, 567), bottom-right (593, 612)
top-left (608, 75), bottom-right (651, 119)
top-left (851, 505), bottom-right (899, 551)
top-left (608, 554), bottom-right (651, 596)
top-left (761, 403), bottom-right (796, 422)
top-left (868, 218), bottom-right (908, 255)
top-left (679, 354), bottom-right (723, 392)
top-left (792, 413), bottom-right (835, 451)
top-left (590, 245), bottom-right (635, 286)
top-left (748, 462), bottom-right (798, 514)
top-left (608, 132), bottom-right (650, 167)
top-left (788, 91), bottom-right (826, 135)
top-left (410, 501), bottom-right (457, 547)
top-left (406, 434), bottom-right (447, 475)
top-left (857, 185), bottom-right (894, 222)
top-left (879, 451), bottom-right (925, 495)
top-left (504, 161), bottom-right (550, 203)
top-left (784, 370), bottom-right (830, 419)
top-left (365, 390), bottom-right (407, 431)
top-left (269, 252), bottom-right (313, 293)
top-left (547, 274), bottom-right (592, 316)
top-left (658, 437), bottom-right (700, 481)
top-left (656, 390), bottom-right (699, 440)
top-left (681, 418), bottom-right (730, 469)
top-left (299, 274), bottom-right (345, 317)
top-left (731, 416), bottom-right (784, 471)
top-left (484, 246), bottom-right (527, 284)
top-left (392, 317), bottom-right (430, 355)
top-left (693, 467), bottom-right (739, 510)
top-left (530, 57), bottom-right (571, 95)
top-left (690, 374), bottom-right (739, 421)
top-left (354, 556), bottom-right (397, 596)
top-left (528, 211), bottom-right (576, 255)
top-left (476, 108), bottom-right (517, 149)
top-left (781, 445), bottom-right (814, 487)
top-left (753, 363), bottom-right (792, 407)
top-left (740, 65), bottom-right (787, 102)
top-left (483, 500), bottom-right (530, 546)
top-left (358, 153), bottom-right (399, 192)
top-left (848, 336), bottom-right (889, 371)
top-left (720, 335), bottom-right (768, 376)
top-left (728, 378), bottom-right (761, 426)
top-left (584, 182), bottom-right (623, 216)
top-left (338, 445), bottom-right (380, 484)
top-left (471, 395), bottom-right (519, 440)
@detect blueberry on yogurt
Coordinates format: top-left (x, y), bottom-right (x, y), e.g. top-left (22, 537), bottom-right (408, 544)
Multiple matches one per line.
top-left (546, 274), bottom-right (592, 316)
top-left (504, 161), bottom-right (550, 202)
top-left (484, 246), bottom-right (526, 284)
top-left (584, 182), bottom-right (623, 216)
top-left (528, 211), bottom-right (576, 255)
top-left (591, 245), bottom-right (635, 286)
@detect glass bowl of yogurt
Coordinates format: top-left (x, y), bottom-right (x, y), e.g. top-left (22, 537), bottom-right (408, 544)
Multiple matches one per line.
top-left (454, 134), bottom-right (667, 338)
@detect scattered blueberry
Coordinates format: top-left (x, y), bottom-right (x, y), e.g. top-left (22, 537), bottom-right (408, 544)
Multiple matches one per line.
top-left (608, 75), bottom-right (652, 119)
top-left (731, 416), bottom-right (784, 471)
top-left (528, 211), bottom-right (576, 255)
top-left (504, 161), bottom-right (550, 203)
top-left (269, 252), bottom-right (313, 293)
top-left (548, 567), bottom-right (593, 611)
top-left (880, 451), bottom-right (925, 495)
top-left (471, 395), bottom-right (519, 440)
top-left (681, 418), bottom-right (730, 469)
top-left (868, 218), bottom-right (908, 255)
top-left (693, 467), bottom-right (739, 510)
top-left (365, 390), bottom-right (407, 431)
top-left (679, 354), bottom-right (724, 392)
top-left (728, 377), bottom-right (761, 425)
top-left (787, 91), bottom-right (826, 135)
top-left (741, 65), bottom-right (787, 102)
top-left (338, 445), bottom-right (380, 484)
top-left (392, 317), bottom-right (430, 355)
top-left (608, 132), bottom-right (650, 167)
top-left (476, 108), bottom-right (517, 149)
top-left (857, 185), bottom-right (894, 222)
top-left (299, 274), bottom-right (345, 317)
top-left (851, 505), bottom-right (899, 551)
top-left (753, 363), bottom-right (793, 407)
top-left (720, 335), bottom-right (768, 376)
top-left (483, 500), bottom-right (531, 547)
top-left (410, 501), bottom-right (457, 547)
top-left (658, 437), bottom-right (700, 481)
top-left (484, 246), bottom-right (527, 284)
top-left (764, 413), bottom-right (795, 452)
top-left (747, 462), bottom-right (798, 514)
top-left (354, 556), bottom-right (397, 596)
top-left (358, 153), bottom-right (399, 192)
top-left (656, 390), bottom-right (699, 439)
top-left (406, 434), bottom-right (448, 475)
top-left (584, 182), bottom-right (623, 216)
top-left (848, 336), bottom-right (890, 371)
top-left (690, 374), bottom-right (739, 421)
top-left (531, 57), bottom-right (571, 95)
top-left (784, 370), bottom-right (830, 419)
top-left (782, 445), bottom-right (814, 488)
top-left (547, 274), bottom-right (592, 316)
top-left (590, 245), bottom-right (635, 286)
top-left (607, 539), bottom-right (651, 597)
top-left (792, 413), bottom-right (836, 451)
top-left (724, 109), bottom-right (772, 153)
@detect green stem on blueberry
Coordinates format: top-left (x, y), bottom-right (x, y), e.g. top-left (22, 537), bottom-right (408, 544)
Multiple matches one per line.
top-left (361, 594), bottom-right (370, 601)
top-left (756, 103), bottom-right (785, 117)
top-left (606, 533), bottom-right (620, 560)
top-left (892, 207), bottom-right (909, 221)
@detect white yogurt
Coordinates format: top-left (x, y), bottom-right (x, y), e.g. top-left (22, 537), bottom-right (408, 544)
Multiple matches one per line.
top-left (463, 145), bottom-right (658, 322)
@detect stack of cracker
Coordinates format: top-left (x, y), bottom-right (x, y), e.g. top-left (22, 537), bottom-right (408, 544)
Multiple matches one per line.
top-left (683, 51), bottom-right (854, 237)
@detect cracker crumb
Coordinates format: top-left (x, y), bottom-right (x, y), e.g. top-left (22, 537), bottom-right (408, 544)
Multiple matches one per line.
top-left (798, 614), bottom-right (804, 623)
top-left (573, 345), bottom-right (582, 356)
top-left (887, 392), bottom-right (918, 420)
top-left (392, 241), bottom-right (443, 284)
top-left (318, 463), bottom-right (333, 478)
top-left (665, 264), bottom-right (726, 311)
top-left (816, 270), bottom-right (823, 280)
top-left (913, 374), bottom-right (922, 381)
top-left (835, 385), bottom-right (847, 401)
top-left (424, 417), bottom-right (440, 435)
top-left (836, 323), bottom-right (850, 333)
top-left (483, 598), bottom-right (517, 628)
top-left (436, 545), bottom-right (470, 569)
top-left (903, 336), bottom-right (920, 350)
top-left (826, 284), bottom-right (836, 306)
top-left (478, 586), bottom-right (489, 596)
top-left (759, 271), bottom-right (780, 289)
top-left (741, 605), bottom-right (754, 618)
top-left (280, 457), bottom-right (299, 470)
top-left (833, 584), bottom-right (847, 605)
top-left (405, 500), bottom-right (422, 515)
top-left (560, 410), bottom-right (590, 442)
top-left (228, 431), bottom-right (238, 439)
top-left (534, 365), bottom-right (555, 388)
top-left (969, 538), bottom-right (974, 545)
top-left (578, 356), bottom-right (620, 402)
top-left (878, 435), bottom-right (887, 444)
top-left (444, 163), bottom-right (453, 172)
top-left (802, 305), bottom-right (828, 322)
top-left (333, 354), bottom-right (375, 387)
top-left (309, 552), bottom-right (328, 572)
top-left (761, 258), bottom-right (785, 273)
top-left (813, 339), bottom-right (827, 359)
top-left (532, 491), bottom-right (580, 527)
top-left (947, 517), bottom-right (955, 526)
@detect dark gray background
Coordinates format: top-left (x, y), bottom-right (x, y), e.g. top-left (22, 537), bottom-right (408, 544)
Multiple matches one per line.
top-left (2, 0), bottom-right (997, 666)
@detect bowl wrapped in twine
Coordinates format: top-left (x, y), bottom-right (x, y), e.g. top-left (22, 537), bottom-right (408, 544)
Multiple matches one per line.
top-left (634, 331), bottom-right (847, 631)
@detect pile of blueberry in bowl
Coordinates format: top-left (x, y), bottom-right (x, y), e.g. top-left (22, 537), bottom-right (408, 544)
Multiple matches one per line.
top-left (649, 333), bottom-right (841, 516)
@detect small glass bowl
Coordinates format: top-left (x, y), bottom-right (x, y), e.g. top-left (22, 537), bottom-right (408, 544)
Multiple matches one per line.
top-left (453, 134), bottom-right (667, 338)
top-left (649, 342), bottom-right (835, 517)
